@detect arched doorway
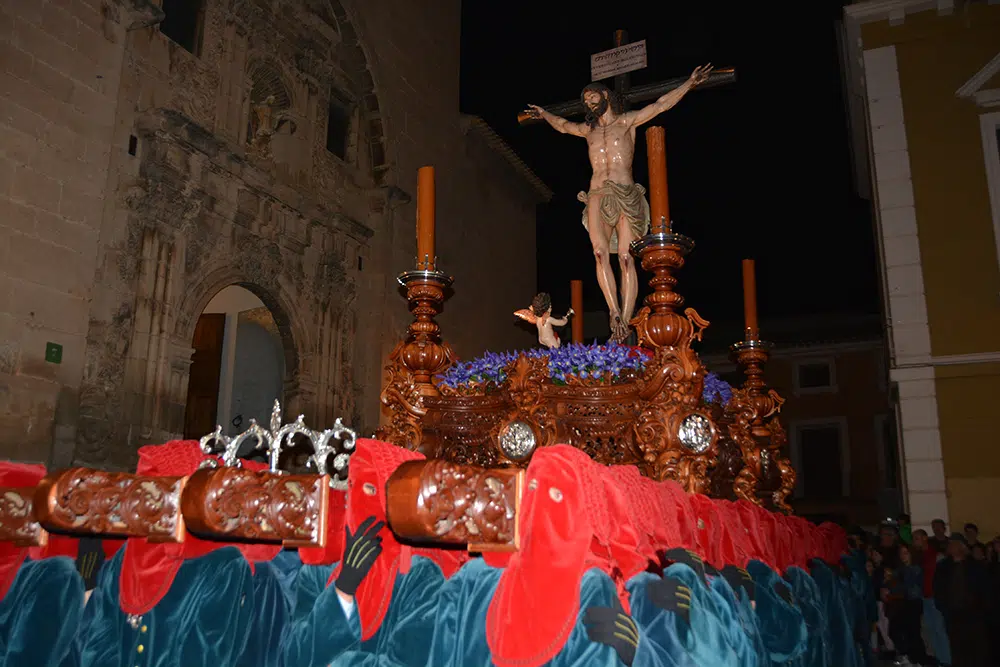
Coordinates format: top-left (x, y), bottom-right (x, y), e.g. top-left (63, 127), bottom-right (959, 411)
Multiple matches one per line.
top-left (183, 285), bottom-right (286, 439)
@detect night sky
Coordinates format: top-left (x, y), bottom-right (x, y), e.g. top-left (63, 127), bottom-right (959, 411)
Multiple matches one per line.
top-left (459, 2), bottom-right (880, 342)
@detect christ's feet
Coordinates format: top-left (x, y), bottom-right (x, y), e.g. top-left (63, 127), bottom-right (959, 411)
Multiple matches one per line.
top-left (609, 315), bottom-right (630, 344)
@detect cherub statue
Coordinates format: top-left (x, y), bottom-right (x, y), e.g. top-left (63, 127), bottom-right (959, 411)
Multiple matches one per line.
top-left (514, 292), bottom-right (574, 349)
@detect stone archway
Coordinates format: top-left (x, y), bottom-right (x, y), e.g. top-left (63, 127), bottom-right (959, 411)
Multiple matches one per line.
top-left (184, 285), bottom-right (287, 439)
top-left (68, 0), bottom-right (382, 471)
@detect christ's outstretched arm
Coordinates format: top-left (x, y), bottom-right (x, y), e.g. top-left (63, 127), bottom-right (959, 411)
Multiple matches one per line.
top-left (626, 64), bottom-right (713, 127)
top-left (523, 105), bottom-right (589, 137)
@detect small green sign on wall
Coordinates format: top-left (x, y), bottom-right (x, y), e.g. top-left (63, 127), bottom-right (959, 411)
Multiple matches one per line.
top-left (45, 342), bottom-right (63, 365)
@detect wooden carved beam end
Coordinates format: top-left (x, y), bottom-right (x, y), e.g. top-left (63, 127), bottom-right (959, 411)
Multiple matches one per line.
top-left (386, 460), bottom-right (522, 553)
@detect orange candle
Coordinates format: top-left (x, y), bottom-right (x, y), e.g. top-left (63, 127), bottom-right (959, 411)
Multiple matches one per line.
top-left (571, 279), bottom-right (584, 344)
top-left (646, 127), bottom-right (669, 233)
top-left (416, 166), bottom-right (436, 269)
top-left (742, 258), bottom-right (759, 340)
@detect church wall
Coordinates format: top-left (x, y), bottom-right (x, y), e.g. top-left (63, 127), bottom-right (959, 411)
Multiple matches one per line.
top-left (0, 0), bottom-right (126, 463)
top-left (1, 0), bottom-right (543, 468)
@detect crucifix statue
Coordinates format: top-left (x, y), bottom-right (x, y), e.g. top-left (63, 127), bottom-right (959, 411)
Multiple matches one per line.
top-left (521, 31), bottom-right (733, 343)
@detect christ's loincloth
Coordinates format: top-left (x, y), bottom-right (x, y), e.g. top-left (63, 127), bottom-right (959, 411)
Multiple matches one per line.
top-left (577, 180), bottom-right (650, 254)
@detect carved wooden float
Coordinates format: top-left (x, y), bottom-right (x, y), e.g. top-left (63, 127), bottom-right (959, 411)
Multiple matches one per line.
top-left (420, 359), bottom-right (646, 470)
top-left (377, 187), bottom-right (796, 507)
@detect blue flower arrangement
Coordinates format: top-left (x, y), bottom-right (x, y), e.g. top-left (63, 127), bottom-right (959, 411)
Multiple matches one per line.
top-left (702, 371), bottom-right (734, 405)
top-left (435, 342), bottom-right (648, 390)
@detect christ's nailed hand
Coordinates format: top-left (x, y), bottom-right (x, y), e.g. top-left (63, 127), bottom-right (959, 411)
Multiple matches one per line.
top-left (690, 64), bottom-right (712, 86)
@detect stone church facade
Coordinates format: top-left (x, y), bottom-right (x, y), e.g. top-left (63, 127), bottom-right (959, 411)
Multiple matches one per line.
top-left (0, 0), bottom-right (549, 469)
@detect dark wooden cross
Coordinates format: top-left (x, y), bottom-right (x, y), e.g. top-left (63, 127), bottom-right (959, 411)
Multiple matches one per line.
top-left (518, 30), bottom-right (736, 125)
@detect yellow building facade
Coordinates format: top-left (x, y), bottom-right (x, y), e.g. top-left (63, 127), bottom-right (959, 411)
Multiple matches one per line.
top-left (842, 0), bottom-right (1000, 536)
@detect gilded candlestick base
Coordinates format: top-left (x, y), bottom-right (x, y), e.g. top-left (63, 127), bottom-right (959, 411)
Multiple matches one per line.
top-left (377, 268), bottom-right (456, 452)
top-left (629, 232), bottom-right (709, 350)
top-left (724, 337), bottom-right (794, 512)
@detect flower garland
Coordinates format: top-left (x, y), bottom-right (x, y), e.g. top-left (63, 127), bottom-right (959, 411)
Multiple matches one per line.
top-left (436, 342), bottom-right (735, 404)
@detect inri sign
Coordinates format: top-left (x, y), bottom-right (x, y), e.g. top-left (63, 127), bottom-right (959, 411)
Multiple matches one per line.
top-left (590, 40), bottom-right (648, 81)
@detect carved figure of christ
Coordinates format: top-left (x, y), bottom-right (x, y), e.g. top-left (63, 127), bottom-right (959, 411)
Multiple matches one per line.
top-left (525, 64), bottom-right (711, 342)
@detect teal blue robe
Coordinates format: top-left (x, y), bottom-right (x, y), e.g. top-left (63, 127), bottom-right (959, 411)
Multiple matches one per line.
top-left (270, 550), bottom-right (303, 611)
top-left (784, 567), bottom-right (829, 667)
top-left (708, 575), bottom-right (757, 667)
top-left (0, 556), bottom-right (85, 667)
top-left (80, 546), bottom-right (254, 667)
top-left (237, 560), bottom-right (291, 667)
top-left (626, 565), bottom-right (731, 667)
top-left (280, 555), bottom-right (442, 666)
top-left (810, 562), bottom-right (860, 667)
top-left (731, 583), bottom-right (767, 666)
top-left (745, 561), bottom-right (807, 666)
top-left (425, 558), bottom-right (625, 666)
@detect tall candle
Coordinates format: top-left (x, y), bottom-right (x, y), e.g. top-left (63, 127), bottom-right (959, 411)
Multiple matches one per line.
top-left (646, 127), bottom-right (670, 233)
top-left (416, 166), bottom-right (436, 269)
top-left (742, 258), bottom-right (759, 340)
top-left (571, 279), bottom-right (584, 344)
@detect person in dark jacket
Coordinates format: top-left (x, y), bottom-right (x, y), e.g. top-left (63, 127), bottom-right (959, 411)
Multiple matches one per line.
top-left (927, 519), bottom-right (949, 555)
top-left (933, 533), bottom-right (991, 667)
top-left (887, 544), bottom-right (927, 665)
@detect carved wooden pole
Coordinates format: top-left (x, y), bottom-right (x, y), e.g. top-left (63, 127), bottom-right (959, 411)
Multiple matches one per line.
top-left (570, 280), bottom-right (584, 344)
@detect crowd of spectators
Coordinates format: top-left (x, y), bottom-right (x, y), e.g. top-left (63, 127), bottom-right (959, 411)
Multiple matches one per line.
top-left (853, 516), bottom-right (1000, 666)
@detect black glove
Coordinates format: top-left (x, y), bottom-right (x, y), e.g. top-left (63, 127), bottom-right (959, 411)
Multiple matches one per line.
top-left (76, 537), bottom-right (105, 592)
top-left (704, 563), bottom-right (719, 578)
top-left (646, 576), bottom-right (692, 624)
top-left (663, 547), bottom-right (706, 586)
top-left (773, 580), bottom-right (793, 605)
top-left (336, 516), bottom-right (384, 596)
top-left (721, 565), bottom-right (756, 602)
top-left (584, 604), bottom-right (639, 667)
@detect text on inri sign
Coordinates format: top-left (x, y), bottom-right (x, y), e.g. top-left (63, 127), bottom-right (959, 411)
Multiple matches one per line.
top-left (590, 40), bottom-right (647, 81)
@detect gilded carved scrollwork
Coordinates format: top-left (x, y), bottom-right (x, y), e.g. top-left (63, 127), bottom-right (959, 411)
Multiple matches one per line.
top-left (724, 342), bottom-right (795, 512)
top-left (181, 467), bottom-right (328, 547)
top-left (34, 469), bottom-right (186, 542)
top-left (632, 330), bottom-right (716, 492)
top-left (0, 487), bottom-right (46, 546)
top-left (386, 460), bottom-right (521, 551)
top-left (377, 341), bottom-right (428, 451)
top-left (490, 355), bottom-right (557, 461)
top-left (377, 271), bottom-right (455, 453)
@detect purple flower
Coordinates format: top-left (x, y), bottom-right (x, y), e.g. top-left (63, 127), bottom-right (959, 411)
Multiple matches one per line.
top-left (435, 342), bottom-right (652, 390)
top-left (702, 372), bottom-right (734, 405)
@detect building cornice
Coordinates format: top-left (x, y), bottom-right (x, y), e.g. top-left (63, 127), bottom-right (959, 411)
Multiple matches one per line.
top-left (957, 51), bottom-right (1000, 108)
top-left (844, 0), bottom-right (954, 27)
top-left (700, 338), bottom-right (883, 368)
top-left (460, 115), bottom-right (553, 202)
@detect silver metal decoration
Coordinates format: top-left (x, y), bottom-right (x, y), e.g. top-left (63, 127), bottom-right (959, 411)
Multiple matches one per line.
top-left (198, 400), bottom-right (357, 489)
top-left (677, 412), bottom-right (713, 453)
top-left (306, 418), bottom-right (356, 491)
top-left (498, 420), bottom-right (536, 461)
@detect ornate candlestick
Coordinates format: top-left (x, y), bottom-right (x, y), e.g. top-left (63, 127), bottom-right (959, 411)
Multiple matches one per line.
top-left (629, 231), bottom-right (704, 349)
top-left (377, 166), bottom-right (456, 451)
top-left (396, 267), bottom-right (454, 395)
top-left (628, 127), bottom-right (715, 492)
top-left (728, 336), bottom-right (794, 512)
